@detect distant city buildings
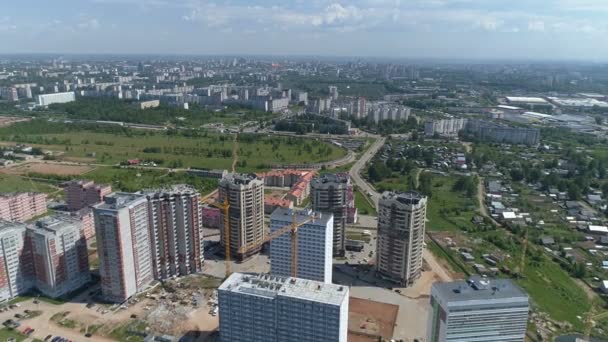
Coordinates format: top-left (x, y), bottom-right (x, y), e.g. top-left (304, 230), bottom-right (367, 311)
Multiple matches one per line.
top-left (366, 102), bottom-right (411, 123)
top-left (428, 276), bottom-right (529, 342)
top-left (138, 100), bottom-right (160, 110)
top-left (218, 173), bottom-right (265, 260)
top-left (93, 193), bottom-right (154, 302)
top-left (145, 185), bottom-right (204, 280)
top-left (64, 180), bottom-right (112, 211)
top-left (0, 192), bottom-right (47, 223)
top-left (219, 273), bottom-right (349, 342)
top-left (35, 91), bottom-right (76, 107)
top-left (424, 118), bottom-right (540, 145)
top-left (376, 191), bottom-right (427, 287)
top-left (310, 174), bottom-right (356, 256)
top-left (270, 208), bottom-right (333, 283)
top-left (424, 118), bottom-right (467, 137)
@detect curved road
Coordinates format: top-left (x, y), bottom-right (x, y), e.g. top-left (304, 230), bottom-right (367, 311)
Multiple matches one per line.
top-left (348, 136), bottom-right (454, 282)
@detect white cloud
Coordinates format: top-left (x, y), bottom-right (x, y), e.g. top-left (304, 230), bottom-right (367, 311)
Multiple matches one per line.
top-left (528, 20), bottom-right (545, 32)
top-left (77, 18), bottom-right (101, 30)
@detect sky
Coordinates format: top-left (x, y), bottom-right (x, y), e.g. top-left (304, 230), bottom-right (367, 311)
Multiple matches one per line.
top-left (1, 0), bottom-right (608, 61)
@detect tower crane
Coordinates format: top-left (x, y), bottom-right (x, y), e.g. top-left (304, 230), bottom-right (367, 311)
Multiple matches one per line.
top-left (209, 198), bottom-right (231, 277)
top-left (237, 211), bottom-right (317, 278)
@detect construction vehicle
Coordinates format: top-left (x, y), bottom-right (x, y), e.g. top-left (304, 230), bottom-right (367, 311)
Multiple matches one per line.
top-left (236, 211), bottom-right (317, 278)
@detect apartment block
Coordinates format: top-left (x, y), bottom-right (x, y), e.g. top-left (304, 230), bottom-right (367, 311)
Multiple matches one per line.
top-left (65, 180), bottom-right (112, 211)
top-left (376, 191), bottom-right (427, 287)
top-left (428, 276), bottom-right (529, 342)
top-left (310, 174), bottom-right (354, 256)
top-left (270, 208), bottom-right (333, 283)
top-left (145, 185), bottom-right (204, 280)
top-left (29, 216), bottom-right (90, 298)
top-left (93, 193), bottom-right (154, 302)
top-left (219, 273), bottom-right (349, 342)
top-left (218, 174), bottom-right (265, 260)
top-left (0, 221), bottom-right (34, 302)
top-left (0, 192), bottom-right (47, 223)
top-left (35, 91), bottom-right (76, 106)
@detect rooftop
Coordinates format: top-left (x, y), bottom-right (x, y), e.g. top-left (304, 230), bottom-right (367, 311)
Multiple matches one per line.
top-left (433, 276), bottom-right (528, 308)
top-left (381, 191), bottom-right (426, 206)
top-left (506, 96), bottom-right (548, 104)
top-left (270, 207), bottom-right (332, 226)
top-left (94, 192), bottom-right (146, 210)
top-left (220, 273), bottom-right (347, 306)
top-left (144, 184), bottom-right (199, 197)
top-left (311, 173), bottom-right (350, 186)
top-left (220, 173), bottom-right (261, 186)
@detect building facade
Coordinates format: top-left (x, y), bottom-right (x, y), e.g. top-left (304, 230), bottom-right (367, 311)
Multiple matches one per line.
top-left (376, 191), bottom-right (427, 287)
top-left (428, 276), bottom-right (529, 342)
top-left (0, 221), bottom-right (34, 302)
top-left (65, 180), bottom-right (112, 211)
top-left (219, 273), bottom-right (349, 342)
top-left (218, 174), bottom-right (265, 260)
top-left (29, 216), bottom-right (90, 298)
top-left (145, 186), bottom-right (204, 280)
top-left (36, 91), bottom-right (76, 106)
top-left (0, 192), bottom-right (47, 223)
top-left (270, 208), bottom-right (333, 283)
top-left (310, 174), bottom-right (353, 256)
top-left (93, 193), bottom-right (154, 302)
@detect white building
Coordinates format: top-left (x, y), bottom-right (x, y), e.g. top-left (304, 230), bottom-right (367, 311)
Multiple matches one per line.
top-left (0, 221), bottom-right (33, 302)
top-left (428, 276), bottom-right (529, 342)
top-left (93, 193), bottom-right (154, 302)
top-left (219, 273), bottom-right (349, 342)
top-left (270, 208), bottom-right (333, 283)
top-left (36, 92), bottom-right (76, 107)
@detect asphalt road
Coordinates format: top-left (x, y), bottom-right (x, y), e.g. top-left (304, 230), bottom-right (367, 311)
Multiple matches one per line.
top-left (349, 136), bottom-right (386, 207)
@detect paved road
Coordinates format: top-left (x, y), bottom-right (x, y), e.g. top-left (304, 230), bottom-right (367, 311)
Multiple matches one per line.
top-left (349, 136), bottom-right (386, 207)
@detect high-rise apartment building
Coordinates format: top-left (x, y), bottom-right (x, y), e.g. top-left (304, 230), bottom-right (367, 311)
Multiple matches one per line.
top-left (35, 91), bottom-right (76, 106)
top-left (376, 191), bottom-right (427, 287)
top-left (329, 86), bottom-right (339, 100)
top-left (310, 174), bottom-right (353, 256)
top-left (0, 192), bottom-right (47, 223)
top-left (269, 208), bottom-right (333, 283)
top-left (428, 276), bottom-right (529, 342)
top-left (93, 193), bottom-right (154, 302)
top-left (145, 185), bottom-right (204, 280)
top-left (218, 174), bottom-right (265, 260)
top-left (219, 273), bottom-right (349, 342)
top-left (29, 216), bottom-right (90, 298)
top-left (0, 221), bottom-right (34, 302)
top-left (64, 180), bottom-right (112, 211)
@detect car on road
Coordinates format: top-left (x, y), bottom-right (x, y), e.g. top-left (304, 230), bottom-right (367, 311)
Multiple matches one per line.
top-left (44, 335), bottom-right (53, 341)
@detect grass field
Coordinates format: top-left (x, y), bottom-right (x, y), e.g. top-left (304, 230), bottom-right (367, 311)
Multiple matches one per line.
top-left (354, 187), bottom-right (376, 216)
top-left (0, 173), bottom-right (58, 193)
top-left (0, 128), bottom-right (346, 173)
top-left (0, 328), bottom-right (26, 342)
top-left (426, 175), bottom-right (478, 232)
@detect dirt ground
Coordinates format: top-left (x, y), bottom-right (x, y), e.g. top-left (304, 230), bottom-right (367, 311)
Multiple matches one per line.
top-left (2, 162), bottom-right (93, 175)
top-left (349, 297), bottom-right (398, 340)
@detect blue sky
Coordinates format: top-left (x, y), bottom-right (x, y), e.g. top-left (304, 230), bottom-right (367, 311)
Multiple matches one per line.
top-left (1, 0), bottom-right (607, 60)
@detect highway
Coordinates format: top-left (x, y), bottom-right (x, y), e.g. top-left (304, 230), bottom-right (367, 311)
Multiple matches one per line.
top-left (349, 136), bottom-right (386, 206)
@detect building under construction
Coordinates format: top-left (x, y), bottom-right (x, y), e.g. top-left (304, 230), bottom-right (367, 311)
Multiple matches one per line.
top-left (218, 173), bottom-right (265, 260)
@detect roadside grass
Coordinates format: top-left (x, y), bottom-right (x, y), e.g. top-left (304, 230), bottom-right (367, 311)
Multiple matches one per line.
top-left (354, 187), bottom-right (376, 216)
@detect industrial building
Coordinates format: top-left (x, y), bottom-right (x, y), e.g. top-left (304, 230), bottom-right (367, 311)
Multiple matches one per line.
top-left (218, 273), bottom-right (349, 342)
top-left (145, 185), bottom-right (204, 280)
top-left (93, 193), bottom-right (154, 302)
top-left (218, 173), bottom-right (265, 260)
top-left (29, 216), bottom-right (90, 298)
top-left (427, 276), bottom-right (529, 342)
top-left (64, 180), bottom-right (112, 211)
top-left (0, 192), bottom-right (47, 223)
top-left (269, 208), bottom-right (333, 283)
top-left (376, 191), bottom-right (427, 287)
top-left (310, 174), bottom-right (355, 256)
top-left (35, 91), bottom-right (76, 106)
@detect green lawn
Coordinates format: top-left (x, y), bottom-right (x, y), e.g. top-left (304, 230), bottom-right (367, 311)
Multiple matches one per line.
top-left (354, 187), bottom-right (376, 216)
top-left (0, 328), bottom-right (26, 341)
top-left (346, 231), bottom-right (371, 243)
top-left (426, 175), bottom-right (478, 232)
top-left (109, 320), bottom-right (148, 342)
top-left (0, 130), bottom-right (346, 172)
top-left (0, 174), bottom-right (58, 193)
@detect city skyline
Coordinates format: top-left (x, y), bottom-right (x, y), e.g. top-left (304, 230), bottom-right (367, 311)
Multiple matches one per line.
top-left (2, 0), bottom-right (608, 61)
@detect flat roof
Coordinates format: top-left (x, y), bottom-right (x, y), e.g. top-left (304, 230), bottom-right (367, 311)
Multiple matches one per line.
top-left (506, 96), bottom-right (548, 104)
top-left (433, 276), bottom-right (528, 307)
top-left (219, 273), bottom-right (347, 306)
top-left (94, 192), bottom-right (146, 210)
top-left (270, 207), bottom-right (332, 226)
top-left (381, 191), bottom-right (426, 206)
